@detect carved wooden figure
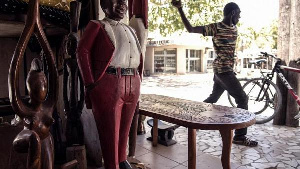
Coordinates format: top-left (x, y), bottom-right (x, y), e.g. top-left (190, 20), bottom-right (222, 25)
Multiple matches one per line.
top-left (76, 0), bottom-right (148, 168)
top-left (63, 0), bottom-right (85, 147)
top-left (8, 0), bottom-right (58, 168)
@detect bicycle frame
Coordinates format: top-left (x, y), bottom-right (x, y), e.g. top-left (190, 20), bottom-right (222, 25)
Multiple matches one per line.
top-left (276, 65), bottom-right (300, 106)
top-left (256, 53), bottom-right (300, 108)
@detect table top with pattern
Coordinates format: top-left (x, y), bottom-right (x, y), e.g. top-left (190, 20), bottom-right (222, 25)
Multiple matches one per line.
top-left (139, 94), bottom-right (256, 130)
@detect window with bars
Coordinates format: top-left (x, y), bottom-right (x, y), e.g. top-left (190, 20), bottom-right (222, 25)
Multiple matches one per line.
top-left (186, 49), bottom-right (202, 72)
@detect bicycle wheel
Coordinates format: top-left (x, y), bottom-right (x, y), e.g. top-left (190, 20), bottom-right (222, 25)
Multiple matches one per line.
top-left (227, 78), bottom-right (249, 107)
top-left (243, 78), bottom-right (282, 124)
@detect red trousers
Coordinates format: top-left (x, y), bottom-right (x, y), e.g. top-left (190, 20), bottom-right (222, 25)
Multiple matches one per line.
top-left (89, 72), bottom-right (140, 169)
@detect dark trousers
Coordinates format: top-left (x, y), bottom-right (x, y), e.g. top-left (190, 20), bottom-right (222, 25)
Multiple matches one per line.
top-left (203, 71), bottom-right (248, 139)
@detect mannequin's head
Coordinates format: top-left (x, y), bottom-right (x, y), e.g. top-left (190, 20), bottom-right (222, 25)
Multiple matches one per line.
top-left (100, 0), bottom-right (128, 21)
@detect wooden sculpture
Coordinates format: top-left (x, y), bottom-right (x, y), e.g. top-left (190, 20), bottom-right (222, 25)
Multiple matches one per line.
top-left (8, 0), bottom-right (58, 168)
top-left (63, 0), bottom-right (84, 147)
top-left (63, 2), bottom-right (88, 168)
top-left (76, 0), bottom-right (148, 168)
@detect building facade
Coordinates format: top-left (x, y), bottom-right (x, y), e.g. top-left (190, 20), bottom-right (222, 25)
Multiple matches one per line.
top-left (144, 38), bottom-right (215, 75)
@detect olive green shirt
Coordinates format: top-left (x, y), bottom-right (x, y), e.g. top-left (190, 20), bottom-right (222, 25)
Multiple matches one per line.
top-left (203, 22), bottom-right (238, 73)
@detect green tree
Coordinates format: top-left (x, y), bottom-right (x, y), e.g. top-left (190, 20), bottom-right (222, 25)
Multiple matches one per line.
top-left (255, 20), bottom-right (278, 49)
top-left (235, 20), bottom-right (278, 52)
top-left (235, 23), bottom-right (253, 52)
top-left (268, 20), bottom-right (278, 49)
top-left (149, 0), bottom-right (225, 36)
top-left (248, 27), bottom-right (266, 49)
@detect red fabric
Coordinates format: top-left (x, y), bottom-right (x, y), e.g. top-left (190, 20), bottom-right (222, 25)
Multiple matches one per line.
top-left (77, 20), bottom-right (115, 108)
top-left (77, 21), bottom-right (99, 86)
top-left (90, 74), bottom-right (140, 169)
top-left (77, 19), bottom-right (143, 168)
top-left (129, 0), bottom-right (148, 28)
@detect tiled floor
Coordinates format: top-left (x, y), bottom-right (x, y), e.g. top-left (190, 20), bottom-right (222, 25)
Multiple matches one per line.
top-left (134, 73), bottom-right (300, 169)
top-left (134, 128), bottom-right (241, 169)
top-left (95, 73), bottom-right (300, 169)
top-left (133, 120), bottom-right (300, 169)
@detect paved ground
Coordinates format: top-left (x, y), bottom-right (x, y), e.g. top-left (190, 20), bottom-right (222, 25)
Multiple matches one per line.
top-left (137, 73), bottom-right (300, 169)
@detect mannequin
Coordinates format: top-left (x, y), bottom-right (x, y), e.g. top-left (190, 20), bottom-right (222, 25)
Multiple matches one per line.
top-left (76, 0), bottom-right (147, 168)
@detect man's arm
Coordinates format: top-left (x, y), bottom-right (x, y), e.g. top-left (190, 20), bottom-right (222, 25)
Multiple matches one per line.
top-left (172, 0), bottom-right (204, 34)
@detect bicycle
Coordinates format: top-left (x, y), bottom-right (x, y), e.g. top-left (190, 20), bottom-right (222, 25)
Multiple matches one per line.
top-left (228, 52), bottom-right (300, 124)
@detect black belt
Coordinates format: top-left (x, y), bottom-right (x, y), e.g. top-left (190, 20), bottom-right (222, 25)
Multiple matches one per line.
top-left (106, 66), bottom-right (138, 76)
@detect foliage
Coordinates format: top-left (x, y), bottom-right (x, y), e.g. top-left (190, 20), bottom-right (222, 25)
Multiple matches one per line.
top-left (148, 0), bottom-right (278, 50)
top-left (236, 20), bottom-right (278, 51)
top-left (268, 20), bottom-right (278, 49)
top-left (148, 0), bottom-right (225, 37)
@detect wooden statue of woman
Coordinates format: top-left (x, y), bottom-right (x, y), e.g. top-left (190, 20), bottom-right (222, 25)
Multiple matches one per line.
top-left (8, 0), bottom-right (58, 168)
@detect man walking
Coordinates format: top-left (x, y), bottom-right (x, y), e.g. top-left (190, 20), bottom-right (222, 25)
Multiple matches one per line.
top-left (172, 0), bottom-right (258, 147)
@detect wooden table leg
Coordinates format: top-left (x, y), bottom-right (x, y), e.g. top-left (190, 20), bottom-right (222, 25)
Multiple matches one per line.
top-left (188, 128), bottom-right (196, 169)
top-left (152, 119), bottom-right (158, 146)
top-left (219, 129), bottom-right (233, 169)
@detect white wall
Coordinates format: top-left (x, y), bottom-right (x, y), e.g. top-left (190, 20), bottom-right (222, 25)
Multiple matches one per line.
top-left (176, 47), bottom-right (186, 74)
top-left (144, 47), bottom-right (154, 74)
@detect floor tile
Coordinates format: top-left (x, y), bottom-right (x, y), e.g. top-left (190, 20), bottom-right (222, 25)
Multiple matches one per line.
top-left (135, 152), bottom-right (180, 169)
top-left (180, 153), bottom-right (240, 169)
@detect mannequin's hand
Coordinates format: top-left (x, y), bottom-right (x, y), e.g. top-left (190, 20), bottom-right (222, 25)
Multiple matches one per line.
top-left (171, 0), bottom-right (182, 8)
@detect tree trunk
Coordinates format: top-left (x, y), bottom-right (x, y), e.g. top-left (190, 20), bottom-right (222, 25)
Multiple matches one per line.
top-left (273, 67), bottom-right (288, 125)
top-left (273, 0), bottom-right (291, 125)
top-left (285, 61), bottom-right (300, 127)
top-left (274, 0), bottom-right (300, 126)
top-left (285, 0), bottom-right (300, 127)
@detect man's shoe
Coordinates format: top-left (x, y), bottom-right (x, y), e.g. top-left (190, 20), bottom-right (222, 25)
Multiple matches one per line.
top-left (233, 137), bottom-right (258, 147)
top-left (119, 160), bottom-right (133, 169)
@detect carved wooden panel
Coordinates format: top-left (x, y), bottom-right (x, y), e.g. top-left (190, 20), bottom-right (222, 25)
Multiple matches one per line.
top-left (21, 0), bottom-right (72, 11)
